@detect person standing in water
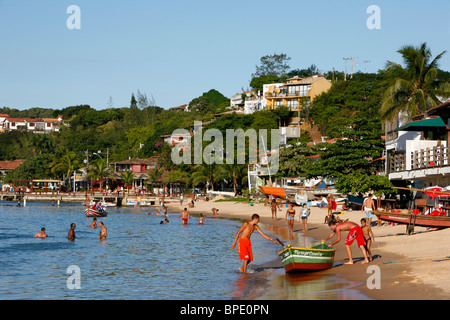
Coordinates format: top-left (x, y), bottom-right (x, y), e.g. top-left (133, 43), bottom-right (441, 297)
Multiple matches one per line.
top-left (198, 213), bottom-right (206, 225)
top-left (178, 208), bottom-right (190, 225)
top-left (231, 214), bottom-right (278, 273)
top-left (90, 217), bottom-right (97, 229)
top-left (67, 223), bottom-right (76, 241)
top-left (98, 221), bottom-right (107, 240)
top-left (34, 227), bottom-right (48, 238)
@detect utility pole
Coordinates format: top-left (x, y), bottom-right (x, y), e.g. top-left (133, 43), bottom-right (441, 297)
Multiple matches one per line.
top-left (343, 58), bottom-right (351, 81)
top-left (363, 60), bottom-right (371, 74)
top-left (350, 57), bottom-right (357, 79)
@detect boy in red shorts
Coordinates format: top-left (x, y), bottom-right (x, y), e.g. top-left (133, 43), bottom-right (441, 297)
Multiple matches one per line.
top-left (231, 214), bottom-right (278, 273)
top-left (322, 221), bottom-right (369, 265)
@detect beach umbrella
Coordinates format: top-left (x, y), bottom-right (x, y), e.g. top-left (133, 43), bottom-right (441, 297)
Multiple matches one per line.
top-left (425, 186), bottom-right (446, 198)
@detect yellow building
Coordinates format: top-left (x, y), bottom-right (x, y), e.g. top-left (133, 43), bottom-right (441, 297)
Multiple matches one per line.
top-left (264, 74), bottom-right (332, 111)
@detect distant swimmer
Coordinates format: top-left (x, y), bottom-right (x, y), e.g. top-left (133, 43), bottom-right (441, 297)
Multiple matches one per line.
top-left (67, 223), bottom-right (76, 241)
top-left (90, 217), bottom-right (97, 229)
top-left (231, 214), bottom-right (278, 273)
top-left (178, 208), bottom-right (190, 225)
top-left (34, 227), bottom-right (48, 238)
top-left (98, 221), bottom-right (107, 240)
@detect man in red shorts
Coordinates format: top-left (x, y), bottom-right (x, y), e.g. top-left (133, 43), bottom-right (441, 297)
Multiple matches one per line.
top-left (231, 214), bottom-right (278, 273)
top-left (322, 221), bottom-right (369, 265)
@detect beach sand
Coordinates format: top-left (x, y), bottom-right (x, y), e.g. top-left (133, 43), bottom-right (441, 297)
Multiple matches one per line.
top-left (165, 198), bottom-right (450, 300)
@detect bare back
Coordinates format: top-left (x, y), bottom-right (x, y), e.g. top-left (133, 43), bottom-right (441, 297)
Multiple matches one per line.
top-left (240, 221), bottom-right (258, 239)
top-left (336, 221), bottom-right (358, 233)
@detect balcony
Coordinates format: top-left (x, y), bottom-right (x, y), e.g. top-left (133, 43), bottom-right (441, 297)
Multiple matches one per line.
top-left (389, 141), bottom-right (450, 180)
top-left (265, 91), bottom-right (309, 99)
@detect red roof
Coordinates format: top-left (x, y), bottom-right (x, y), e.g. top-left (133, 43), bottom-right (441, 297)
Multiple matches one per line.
top-left (0, 159), bottom-right (26, 170)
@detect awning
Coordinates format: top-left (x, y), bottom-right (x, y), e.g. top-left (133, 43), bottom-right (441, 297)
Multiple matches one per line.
top-left (395, 117), bottom-right (446, 132)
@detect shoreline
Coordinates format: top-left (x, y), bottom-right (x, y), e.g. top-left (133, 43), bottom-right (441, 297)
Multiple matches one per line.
top-left (166, 198), bottom-right (450, 300)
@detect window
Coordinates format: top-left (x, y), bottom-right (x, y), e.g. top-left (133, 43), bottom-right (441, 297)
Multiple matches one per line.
top-left (287, 99), bottom-right (298, 110)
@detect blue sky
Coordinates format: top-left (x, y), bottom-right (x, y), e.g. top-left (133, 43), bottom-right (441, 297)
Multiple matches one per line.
top-left (0, 0), bottom-right (449, 111)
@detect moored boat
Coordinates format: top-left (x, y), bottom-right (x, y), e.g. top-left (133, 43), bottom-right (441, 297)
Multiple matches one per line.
top-left (85, 207), bottom-right (108, 217)
top-left (375, 210), bottom-right (450, 229)
top-left (278, 243), bottom-right (336, 273)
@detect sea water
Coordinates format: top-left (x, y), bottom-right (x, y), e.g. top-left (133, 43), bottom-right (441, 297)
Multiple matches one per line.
top-left (0, 202), bottom-right (371, 300)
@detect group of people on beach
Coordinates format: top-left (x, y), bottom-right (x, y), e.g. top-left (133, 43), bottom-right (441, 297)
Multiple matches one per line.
top-left (33, 218), bottom-right (107, 241)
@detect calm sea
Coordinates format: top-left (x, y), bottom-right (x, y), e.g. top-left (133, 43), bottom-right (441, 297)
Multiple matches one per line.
top-left (0, 202), bottom-right (371, 300)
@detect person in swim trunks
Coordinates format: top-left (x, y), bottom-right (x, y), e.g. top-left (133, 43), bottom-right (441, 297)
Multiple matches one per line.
top-left (362, 193), bottom-right (376, 225)
top-left (178, 208), bottom-right (190, 225)
top-left (322, 221), bottom-right (369, 265)
top-left (361, 218), bottom-right (375, 261)
top-left (231, 214), bottom-right (278, 273)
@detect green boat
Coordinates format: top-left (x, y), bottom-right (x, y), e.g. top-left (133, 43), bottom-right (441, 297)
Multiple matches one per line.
top-left (278, 242), bottom-right (336, 273)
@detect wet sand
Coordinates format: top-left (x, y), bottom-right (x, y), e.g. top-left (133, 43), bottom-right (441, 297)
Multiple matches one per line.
top-left (166, 198), bottom-right (450, 300)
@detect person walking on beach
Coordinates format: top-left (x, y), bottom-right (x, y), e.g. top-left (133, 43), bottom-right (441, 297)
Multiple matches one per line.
top-left (178, 208), bottom-right (190, 225)
top-left (361, 218), bottom-right (375, 261)
top-left (322, 221), bottom-right (369, 265)
top-left (98, 221), bottom-right (107, 240)
top-left (362, 194), bottom-right (376, 226)
top-left (67, 223), bottom-right (76, 241)
top-left (270, 199), bottom-right (278, 221)
top-left (34, 227), bottom-right (48, 238)
top-left (285, 203), bottom-right (296, 235)
top-left (231, 214), bottom-right (278, 273)
top-left (300, 203), bottom-right (310, 232)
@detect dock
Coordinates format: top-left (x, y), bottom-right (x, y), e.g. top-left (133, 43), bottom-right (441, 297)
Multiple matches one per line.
top-left (0, 192), bottom-right (158, 207)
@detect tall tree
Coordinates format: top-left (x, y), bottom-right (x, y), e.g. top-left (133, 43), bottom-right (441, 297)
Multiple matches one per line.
top-left (380, 43), bottom-right (450, 120)
top-left (86, 159), bottom-right (115, 193)
top-left (252, 53), bottom-right (291, 78)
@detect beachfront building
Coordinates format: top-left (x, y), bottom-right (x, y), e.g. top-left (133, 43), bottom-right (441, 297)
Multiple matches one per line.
top-left (386, 99), bottom-right (450, 188)
top-left (0, 115), bottom-right (63, 133)
top-left (264, 74), bottom-right (332, 112)
top-left (110, 157), bottom-right (160, 192)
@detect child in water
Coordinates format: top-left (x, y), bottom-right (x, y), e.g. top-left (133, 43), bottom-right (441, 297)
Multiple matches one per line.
top-left (199, 213), bottom-right (206, 225)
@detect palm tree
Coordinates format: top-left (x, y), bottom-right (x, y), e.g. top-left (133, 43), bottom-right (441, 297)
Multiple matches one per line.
top-left (86, 159), bottom-right (115, 193)
top-left (191, 163), bottom-right (227, 191)
top-left (120, 169), bottom-right (135, 194)
top-left (146, 167), bottom-right (163, 195)
top-left (50, 149), bottom-right (81, 189)
top-left (380, 43), bottom-right (450, 120)
top-left (221, 163), bottom-right (247, 194)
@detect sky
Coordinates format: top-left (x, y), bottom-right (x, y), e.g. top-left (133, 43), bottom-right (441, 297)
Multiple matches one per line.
top-left (0, 0), bottom-right (449, 111)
